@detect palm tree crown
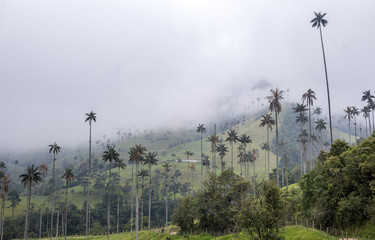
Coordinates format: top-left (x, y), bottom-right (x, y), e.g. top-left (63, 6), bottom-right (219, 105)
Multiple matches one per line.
top-left (311, 12), bottom-right (328, 28)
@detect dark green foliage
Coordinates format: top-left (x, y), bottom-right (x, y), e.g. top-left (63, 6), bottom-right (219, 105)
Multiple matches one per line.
top-left (300, 136), bottom-right (375, 228)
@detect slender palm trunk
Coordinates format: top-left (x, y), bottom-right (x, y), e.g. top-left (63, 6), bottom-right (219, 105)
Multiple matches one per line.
top-left (300, 144), bottom-right (303, 178)
top-left (50, 156), bottom-right (56, 240)
top-left (348, 119), bottom-right (351, 145)
top-left (264, 148), bottom-right (267, 180)
top-left (231, 142), bottom-right (234, 169)
top-left (354, 117), bottom-right (358, 143)
top-left (64, 185), bottom-right (68, 240)
top-left (281, 154), bottom-right (284, 187)
top-left (55, 211), bottom-right (59, 240)
top-left (165, 182), bottom-right (169, 229)
top-left (24, 185), bottom-right (31, 240)
top-left (308, 105), bottom-right (312, 171)
top-left (39, 180), bottom-right (45, 239)
top-left (319, 27), bottom-right (333, 144)
top-left (319, 130), bottom-right (323, 150)
top-left (365, 117), bottom-right (368, 137)
top-left (86, 121), bottom-right (92, 240)
top-left (116, 167), bottom-right (120, 234)
top-left (303, 145), bottom-right (307, 175)
top-left (1, 197), bottom-right (4, 240)
top-left (130, 165), bottom-right (134, 235)
top-left (200, 133), bottom-right (203, 191)
top-left (136, 162), bottom-right (139, 240)
top-left (141, 178), bottom-right (144, 231)
top-left (285, 154), bottom-right (288, 192)
top-left (275, 112), bottom-right (279, 187)
top-left (368, 114), bottom-right (372, 135)
top-left (266, 127), bottom-right (270, 180)
top-left (372, 110), bottom-right (375, 133)
top-left (148, 164), bottom-right (152, 230)
top-left (107, 163), bottom-right (112, 240)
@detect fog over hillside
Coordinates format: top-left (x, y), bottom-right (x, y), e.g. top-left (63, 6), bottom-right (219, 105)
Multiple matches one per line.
top-left (1, 0), bottom-right (374, 152)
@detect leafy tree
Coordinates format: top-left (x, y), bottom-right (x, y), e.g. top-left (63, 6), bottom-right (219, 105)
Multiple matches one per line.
top-left (196, 123), bottom-right (206, 190)
top-left (311, 12), bottom-right (332, 144)
top-left (61, 167), bottom-right (75, 240)
top-left (85, 111), bottom-right (96, 240)
top-left (259, 113), bottom-right (275, 180)
top-left (225, 129), bottom-right (239, 169)
top-left (237, 181), bottom-right (284, 240)
top-left (20, 164), bottom-right (42, 240)
top-left (266, 88), bottom-right (284, 187)
top-left (102, 145), bottom-right (120, 240)
top-left (48, 142), bottom-right (61, 240)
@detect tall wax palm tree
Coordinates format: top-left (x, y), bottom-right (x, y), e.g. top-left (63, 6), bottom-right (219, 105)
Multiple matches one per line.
top-left (207, 134), bottom-right (219, 175)
top-left (129, 144), bottom-right (147, 240)
top-left (184, 150), bottom-right (193, 190)
top-left (20, 165), bottom-right (42, 240)
top-left (352, 106), bottom-right (360, 142)
top-left (102, 145), bottom-right (120, 240)
top-left (39, 163), bottom-right (49, 239)
top-left (315, 118), bottom-right (327, 150)
top-left (143, 152), bottom-right (158, 230)
top-left (297, 130), bottom-right (309, 176)
top-left (362, 90), bottom-right (375, 133)
top-left (260, 143), bottom-right (270, 179)
top-left (137, 169), bottom-right (149, 230)
top-left (202, 155), bottom-right (210, 181)
top-left (216, 143), bottom-right (228, 173)
top-left (61, 167), bottom-right (75, 240)
top-left (127, 148), bottom-right (136, 236)
top-left (84, 111), bottom-right (96, 240)
top-left (237, 145), bottom-right (245, 177)
top-left (313, 107), bottom-right (322, 116)
top-left (361, 106), bottom-right (371, 137)
top-left (311, 12), bottom-right (333, 144)
top-left (302, 89), bottom-right (317, 166)
top-left (196, 124), bottom-right (206, 190)
top-left (225, 129), bottom-right (239, 169)
top-left (113, 159), bottom-right (126, 233)
top-left (48, 142), bottom-right (61, 240)
top-left (266, 88), bottom-right (284, 187)
top-left (369, 101), bottom-right (375, 132)
top-left (238, 134), bottom-right (252, 179)
top-left (162, 163), bottom-right (172, 229)
top-left (344, 106), bottom-right (353, 144)
top-left (259, 114), bottom-right (275, 180)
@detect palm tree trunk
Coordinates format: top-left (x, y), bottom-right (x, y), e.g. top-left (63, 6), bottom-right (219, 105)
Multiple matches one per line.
top-left (264, 149), bottom-right (266, 180)
top-left (24, 185), bottom-right (31, 240)
top-left (369, 114), bottom-right (372, 135)
top-left (165, 184), bottom-right (169, 229)
top-left (354, 117), bottom-right (357, 143)
top-left (55, 210), bottom-right (59, 240)
top-left (267, 128), bottom-right (270, 180)
top-left (148, 164), bottom-right (152, 230)
top-left (365, 117), bottom-right (368, 137)
top-left (64, 185), bottom-right (68, 240)
top-left (141, 179), bottom-right (144, 230)
top-left (130, 164), bottom-right (134, 235)
top-left (348, 119), bottom-right (351, 145)
top-left (0, 197), bottom-right (4, 240)
top-left (50, 156), bottom-right (56, 240)
top-left (39, 180), bottom-right (45, 239)
top-left (116, 167), bottom-right (120, 234)
top-left (200, 133), bottom-right (203, 191)
top-left (86, 122), bottom-right (92, 240)
top-left (275, 111), bottom-right (279, 187)
top-left (372, 110), bottom-right (375, 133)
top-left (300, 145), bottom-right (303, 178)
top-left (107, 163), bottom-right (112, 240)
top-left (231, 142), bottom-right (234, 169)
top-left (285, 154), bottom-right (288, 192)
top-left (308, 105), bottom-right (312, 171)
top-left (319, 27), bottom-right (333, 144)
top-left (136, 162), bottom-right (139, 240)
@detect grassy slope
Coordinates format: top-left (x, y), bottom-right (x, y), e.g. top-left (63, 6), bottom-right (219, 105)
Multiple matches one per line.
top-left (6, 108), bottom-right (351, 218)
top-left (27, 226), bottom-right (336, 240)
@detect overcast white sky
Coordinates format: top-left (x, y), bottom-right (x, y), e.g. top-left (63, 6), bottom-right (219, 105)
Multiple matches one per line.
top-left (1, 0), bottom-right (374, 152)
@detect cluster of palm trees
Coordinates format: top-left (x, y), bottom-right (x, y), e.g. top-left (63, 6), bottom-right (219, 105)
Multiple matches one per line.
top-left (342, 90), bottom-right (375, 144)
